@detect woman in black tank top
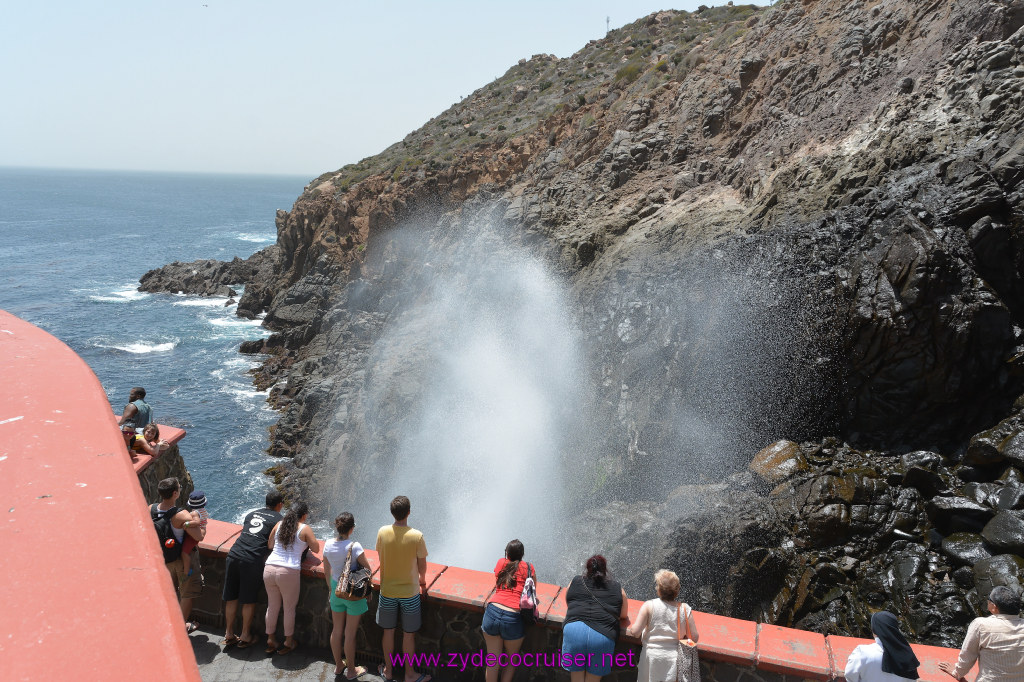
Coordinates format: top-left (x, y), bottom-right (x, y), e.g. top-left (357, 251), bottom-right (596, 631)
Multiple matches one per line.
top-left (561, 555), bottom-right (629, 682)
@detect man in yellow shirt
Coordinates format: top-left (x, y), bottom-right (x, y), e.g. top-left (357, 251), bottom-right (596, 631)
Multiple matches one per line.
top-left (376, 496), bottom-right (431, 682)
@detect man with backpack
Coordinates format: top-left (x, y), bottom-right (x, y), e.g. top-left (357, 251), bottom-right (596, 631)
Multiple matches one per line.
top-left (151, 477), bottom-right (206, 633)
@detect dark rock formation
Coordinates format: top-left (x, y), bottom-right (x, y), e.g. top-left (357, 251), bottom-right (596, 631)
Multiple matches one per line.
top-left (145, 0), bottom-right (1024, 644)
top-left (982, 511), bottom-right (1024, 555)
top-left (138, 247), bottom-right (280, 312)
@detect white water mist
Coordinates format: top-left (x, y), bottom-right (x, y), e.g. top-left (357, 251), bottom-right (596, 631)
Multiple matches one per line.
top-left (332, 226), bottom-right (585, 572)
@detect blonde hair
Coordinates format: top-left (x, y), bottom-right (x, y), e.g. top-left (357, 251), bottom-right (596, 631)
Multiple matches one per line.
top-left (143, 424), bottom-right (160, 441)
top-left (655, 569), bottom-right (680, 601)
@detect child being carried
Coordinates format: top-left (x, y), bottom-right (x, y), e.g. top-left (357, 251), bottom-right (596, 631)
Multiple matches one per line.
top-left (182, 490), bottom-right (210, 578)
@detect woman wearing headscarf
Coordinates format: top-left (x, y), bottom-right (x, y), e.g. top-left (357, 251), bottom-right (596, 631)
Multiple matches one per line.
top-left (845, 611), bottom-right (921, 682)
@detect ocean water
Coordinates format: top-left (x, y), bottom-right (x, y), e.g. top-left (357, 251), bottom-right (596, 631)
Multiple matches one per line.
top-left (0, 167), bottom-right (309, 522)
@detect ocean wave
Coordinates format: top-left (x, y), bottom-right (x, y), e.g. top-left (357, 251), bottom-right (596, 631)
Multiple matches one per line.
top-left (207, 332), bottom-right (269, 342)
top-left (209, 316), bottom-right (264, 328)
top-left (227, 384), bottom-right (271, 400)
top-left (235, 232), bottom-right (275, 243)
top-left (210, 382), bottom-right (272, 412)
top-left (99, 340), bottom-right (178, 354)
top-left (172, 297), bottom-right (233, 307)
top-left (86, 285), bottom-right (149, 303)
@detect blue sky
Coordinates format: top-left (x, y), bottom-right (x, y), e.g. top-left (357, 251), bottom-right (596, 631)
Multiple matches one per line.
top-left (1, 1), bottom-right (768, 177)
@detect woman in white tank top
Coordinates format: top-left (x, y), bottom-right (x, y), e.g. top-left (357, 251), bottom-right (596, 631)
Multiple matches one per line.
top-left (263, 501), bottom-right (319, 655)
top-left (626, 569), bottom-right (700, 682)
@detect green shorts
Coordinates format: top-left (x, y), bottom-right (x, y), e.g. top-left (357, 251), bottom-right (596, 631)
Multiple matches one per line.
top-left (330, 578), bottom-right (369, 615)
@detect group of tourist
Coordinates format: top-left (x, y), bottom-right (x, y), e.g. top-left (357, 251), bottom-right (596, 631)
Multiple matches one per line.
top-left (133, 385), bottom-right (1023, 682)
top-left (147, 477), bottom-right (1024, 682)
top-left (151, 485), bottom-right (1024, 682)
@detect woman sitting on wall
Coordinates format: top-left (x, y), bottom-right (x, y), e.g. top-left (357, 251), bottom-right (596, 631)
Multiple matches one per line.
top-left (129, 424), bottom-right (169, 457)
top-left (482, 539), bottom-right (535, 682)
top-left (323, 512), bottom-right (372, 679)
top-left (562, 554), bottom-right (629, 682)
top-left (845, 611), bottom-right (920, 682)
top-left (625, 569), bottom-right (699, 682)
top-left (263, 501), bottom-right (319, 655)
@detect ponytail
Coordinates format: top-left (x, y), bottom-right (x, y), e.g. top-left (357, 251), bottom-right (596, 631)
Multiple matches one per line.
top-left (277, 501), bottom-right (308, 550)
top-left (496, 539), bottom-right (525, 589)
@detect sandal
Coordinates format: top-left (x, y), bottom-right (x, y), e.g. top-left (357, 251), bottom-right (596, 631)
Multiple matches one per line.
top-left (276, 641), bottom-right (300, 655)
top-left (185, 621), bottom-right (199, 635)
top-left (220, 635), bottom-right (239, 647)
top-left (378, 663), bottom-right (397, 682)
top-left (236, 636), bottom-right (257, 649)
top-left (346, 665), bottom-right (367, 680)
top-left (265, 640), bottom-right (280, 654)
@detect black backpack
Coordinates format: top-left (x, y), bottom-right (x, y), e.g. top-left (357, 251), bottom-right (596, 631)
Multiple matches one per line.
top-left (151, 503), bottom-right (183, 563)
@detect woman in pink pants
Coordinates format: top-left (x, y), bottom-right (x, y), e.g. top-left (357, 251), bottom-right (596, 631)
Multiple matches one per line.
top-left (263, 501), bottom-right (319, 655)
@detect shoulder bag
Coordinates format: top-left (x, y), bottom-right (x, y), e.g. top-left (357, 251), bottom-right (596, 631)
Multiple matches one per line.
top-left (519, 563), bottom-right (539, 624)
top-left (675, 603), bottom-right (701, 682)
top-left (335, 543), bottom-right (372, 600)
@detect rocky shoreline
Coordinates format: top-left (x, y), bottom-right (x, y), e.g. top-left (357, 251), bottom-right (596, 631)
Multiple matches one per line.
top-left (139, 0), bottom-right (1024, 644)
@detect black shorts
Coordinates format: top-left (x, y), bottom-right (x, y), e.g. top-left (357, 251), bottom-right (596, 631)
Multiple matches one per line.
top-left (222, 556), bottom-right (265, 604)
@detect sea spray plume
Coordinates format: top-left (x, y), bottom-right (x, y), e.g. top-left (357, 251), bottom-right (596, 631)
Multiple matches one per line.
top-left (562, 229), bottom-right (839, 509)
top-left (317, 219), bottom-right (590, 572)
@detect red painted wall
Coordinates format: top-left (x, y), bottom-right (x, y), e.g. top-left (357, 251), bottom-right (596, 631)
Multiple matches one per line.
top-left (0, 310), bottom-right (200, 681)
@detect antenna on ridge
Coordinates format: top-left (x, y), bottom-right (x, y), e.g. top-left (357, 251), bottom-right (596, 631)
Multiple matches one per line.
top-left (606, 16), bottom-right (610, 35)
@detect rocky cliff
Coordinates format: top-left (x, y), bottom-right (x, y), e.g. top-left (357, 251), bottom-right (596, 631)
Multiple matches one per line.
top-left (142, 0), bottom-right (1024, 644)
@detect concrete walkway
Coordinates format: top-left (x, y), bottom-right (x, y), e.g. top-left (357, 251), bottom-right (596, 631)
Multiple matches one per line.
top-left (191, 625), bottom-right (386, 682)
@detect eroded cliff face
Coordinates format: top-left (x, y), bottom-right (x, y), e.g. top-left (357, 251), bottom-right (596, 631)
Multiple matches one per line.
top-left (142, 0), bottom-right (1024, 643)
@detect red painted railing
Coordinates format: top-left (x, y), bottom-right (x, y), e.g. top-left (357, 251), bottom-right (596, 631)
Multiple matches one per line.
top-left (197, 518), bottom-right (977, 682)
top-left (0, 310), bottom-right (200, 681)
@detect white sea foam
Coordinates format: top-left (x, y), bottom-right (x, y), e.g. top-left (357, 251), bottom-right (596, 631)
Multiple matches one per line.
top-left (235, 232), bottom-right (275, 243)
top-left (225, 386), bottom-right (272, 411)
top-left (172, 297), bottom-right (232, 307)
top-left (87, 285), bottom-right (149, 303)
top-left (101, 341), bottom-right (177, 354)
top-left (209, 317), bottom-right (264, 328)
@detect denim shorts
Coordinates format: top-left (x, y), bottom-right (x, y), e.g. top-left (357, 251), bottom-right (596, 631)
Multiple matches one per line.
top-left (481, 603), bottom-right (525, 640)
top-left (561, 620), bottom-right (615, 675)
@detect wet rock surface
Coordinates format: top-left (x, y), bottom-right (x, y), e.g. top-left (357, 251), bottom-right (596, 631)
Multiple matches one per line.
top-left (146, 0), bottom-right (1024, 644)
top-left (138, 246), bottom-right (279, 304)
top-left (580, 437), bottom-right (1023, 647)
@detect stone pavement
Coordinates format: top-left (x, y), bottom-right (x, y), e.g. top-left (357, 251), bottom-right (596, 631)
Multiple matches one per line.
top-left (191, 624), bottom-right (387, 682)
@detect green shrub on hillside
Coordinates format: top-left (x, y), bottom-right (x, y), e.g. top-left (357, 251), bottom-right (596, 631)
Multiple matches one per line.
top-left (712, 24), bottom-right (748, 49)
top-left (615, 60), bottom-right (644, 85)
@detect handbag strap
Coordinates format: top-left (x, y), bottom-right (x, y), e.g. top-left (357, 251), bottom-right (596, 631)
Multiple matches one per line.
top-left (340, 543), bottom-right (354, 584)
top-left (581, 576), bottom-right (619, 619)
top-left (676, 602), bottom-right (691, 641)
